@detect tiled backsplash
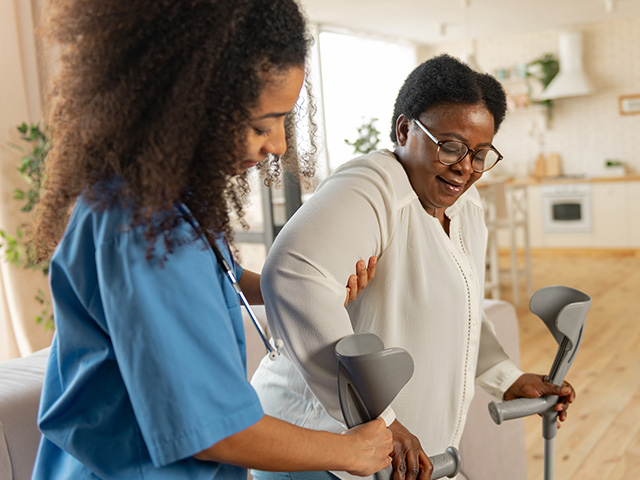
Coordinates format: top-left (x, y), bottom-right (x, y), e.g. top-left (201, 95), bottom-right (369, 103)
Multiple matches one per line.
top-left (422, 17), bottom-right (640, 179)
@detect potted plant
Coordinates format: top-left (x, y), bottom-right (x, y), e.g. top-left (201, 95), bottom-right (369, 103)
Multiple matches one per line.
top-left (527, 53), bottom-right (559, 120)
top-left (0, 122), bottom-right (53, 329)
top-left (603, 159), bottom-right (626, 177)
top-left (344, 117), bottom-right (381, 155)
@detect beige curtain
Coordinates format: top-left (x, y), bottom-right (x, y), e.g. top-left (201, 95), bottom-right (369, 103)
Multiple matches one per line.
top-left (0, 0), bottom-right (53, 360)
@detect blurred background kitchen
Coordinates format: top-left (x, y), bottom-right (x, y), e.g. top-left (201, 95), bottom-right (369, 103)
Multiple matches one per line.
top-left (229, 0), bottom-right (640, 272)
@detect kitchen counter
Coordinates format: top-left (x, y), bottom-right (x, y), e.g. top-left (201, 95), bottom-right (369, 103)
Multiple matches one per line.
top-left (477, 173), bottom-right (640, 188)
top-left (476, 175), bottom-right (640, 249)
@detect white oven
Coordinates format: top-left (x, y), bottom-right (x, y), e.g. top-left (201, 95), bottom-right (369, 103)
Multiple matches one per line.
top-left (540, 183), bottom-right (592, 234)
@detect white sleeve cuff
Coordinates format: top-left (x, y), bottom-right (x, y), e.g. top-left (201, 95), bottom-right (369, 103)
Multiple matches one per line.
top-left (476, 358), bottom-right (524, 399)
top-left (378, 406), bottom-right (396, 427)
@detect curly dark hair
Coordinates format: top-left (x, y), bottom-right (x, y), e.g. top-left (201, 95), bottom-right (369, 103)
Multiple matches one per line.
top-left (390, 54), bottom-right (507, 143)
top-left (33, 0), bottom-right (315, 261)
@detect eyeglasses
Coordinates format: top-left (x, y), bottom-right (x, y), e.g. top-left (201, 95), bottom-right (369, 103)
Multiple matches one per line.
top-left (413, 119), bottom-right (503, 173)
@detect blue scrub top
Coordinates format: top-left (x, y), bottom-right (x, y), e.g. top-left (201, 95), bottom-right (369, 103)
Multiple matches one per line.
top-left (31, 197), bottom-right (264, 479)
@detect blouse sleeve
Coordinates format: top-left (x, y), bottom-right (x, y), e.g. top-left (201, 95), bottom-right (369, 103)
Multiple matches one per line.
top-left (261, 162), bottom-right (395, 421)
top-left (474, 309), bottom-right (523, 399)
top-left (96, 223), bottom-right (263, 467)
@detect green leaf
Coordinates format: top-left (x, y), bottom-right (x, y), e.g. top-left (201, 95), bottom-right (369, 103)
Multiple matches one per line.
top-left (3, 122), bottom-right (53, 329)
top-left (344, 118), bottom-right (381, 155)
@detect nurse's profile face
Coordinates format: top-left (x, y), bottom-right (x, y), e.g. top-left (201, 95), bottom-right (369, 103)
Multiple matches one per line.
top-left (238, 66), bottom-right (305, 175)
top-left (394, 102), bottom-right (495, 216)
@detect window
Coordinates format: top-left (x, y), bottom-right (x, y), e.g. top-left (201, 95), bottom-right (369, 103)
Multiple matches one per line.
top-left (316, 30), bottom-right (417, 172)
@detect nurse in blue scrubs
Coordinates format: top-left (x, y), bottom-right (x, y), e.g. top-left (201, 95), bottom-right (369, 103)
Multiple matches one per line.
top-left (29, 1), bottom-right (392, 479)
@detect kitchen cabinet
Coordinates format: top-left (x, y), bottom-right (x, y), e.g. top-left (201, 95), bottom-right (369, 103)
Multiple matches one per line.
top-left (525, 178), bottom-right (640, 248)
top-left (626, 181), bottom-right (640, 246)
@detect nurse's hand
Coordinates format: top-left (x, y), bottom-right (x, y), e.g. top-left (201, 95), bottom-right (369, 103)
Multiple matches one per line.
top-left (388, 419), bottom-right (433, 480)
top-left (344, 417), bottom-right (394, 476)
top-left (344, 256), bottom-right (377, 306)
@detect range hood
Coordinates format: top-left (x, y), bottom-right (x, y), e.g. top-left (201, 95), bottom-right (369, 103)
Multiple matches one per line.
top-left (538, 32), bottom-right (595, 100)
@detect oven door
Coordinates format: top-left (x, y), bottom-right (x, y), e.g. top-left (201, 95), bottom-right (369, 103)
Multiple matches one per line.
top-left (541, 184), bottom-right (592, 234)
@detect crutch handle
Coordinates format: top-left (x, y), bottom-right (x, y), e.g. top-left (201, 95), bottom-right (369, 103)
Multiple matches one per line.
top-left (488, 396), bottom-right (558, 425)
top-left (429, 446), bottom-right (461, 479)
top-left (336, 334), bottom-right (462, 480)
top-left (375, 446), bottom-right (461, 480)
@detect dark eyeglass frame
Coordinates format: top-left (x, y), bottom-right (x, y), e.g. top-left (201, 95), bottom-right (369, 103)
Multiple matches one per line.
top-left (413, 119), bottom-right (503, 173)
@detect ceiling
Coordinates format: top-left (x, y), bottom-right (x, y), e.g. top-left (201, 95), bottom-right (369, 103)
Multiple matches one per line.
top-left (298, 0), bottom-right (640, 45)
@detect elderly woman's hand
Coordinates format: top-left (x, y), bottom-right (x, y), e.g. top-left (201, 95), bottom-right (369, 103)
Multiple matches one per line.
top-left (344, 256), bottom-right (377, 306)
top-left (387, 419), bottom-right (433, 480)
top-left (504, 373), bottom-right (576, 425)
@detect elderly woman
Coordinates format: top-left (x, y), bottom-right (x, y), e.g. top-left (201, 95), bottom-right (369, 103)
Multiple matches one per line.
top-left (251, 54), bottom-right (575, 480)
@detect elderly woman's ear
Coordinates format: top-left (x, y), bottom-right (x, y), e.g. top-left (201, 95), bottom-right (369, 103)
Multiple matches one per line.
top-left (395, 114), bottom-right (411, 146)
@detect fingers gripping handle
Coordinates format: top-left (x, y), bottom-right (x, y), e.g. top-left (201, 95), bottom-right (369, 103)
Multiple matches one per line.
top-left (429, 446), bottom-right (461, 479)
top-left (376, 447), bottom-right (461, 480)
top-left (489, 396), bottom-right (558, 425)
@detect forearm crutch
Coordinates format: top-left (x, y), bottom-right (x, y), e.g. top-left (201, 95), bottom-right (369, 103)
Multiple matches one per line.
top-left (488, 286), bottom-right (591, 480)
top-left (336, 333), bottom-right (461, 479)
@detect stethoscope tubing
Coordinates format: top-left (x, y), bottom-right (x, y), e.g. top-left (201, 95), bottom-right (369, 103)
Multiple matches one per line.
top-left (177, 203), bottom-right (281, 359)
top-left (210, 240), bottom-right (280, 358)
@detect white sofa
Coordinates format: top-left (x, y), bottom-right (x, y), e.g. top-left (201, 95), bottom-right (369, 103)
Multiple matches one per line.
top-left (0, 299), bottom-right (525, 479)
top-left (458, 300), bottom-right (526, 480)
top-left (0, 347), bottom-right (49, 480)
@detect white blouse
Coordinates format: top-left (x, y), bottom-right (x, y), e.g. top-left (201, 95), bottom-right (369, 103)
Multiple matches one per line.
top-left (251, 150), bottom-right (522, 480)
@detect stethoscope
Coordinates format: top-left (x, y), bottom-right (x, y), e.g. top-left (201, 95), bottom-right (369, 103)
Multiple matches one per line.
top-left (210, 240), bottom-right (283, 360)
top-left (177, 204), bottom-right (282, 360)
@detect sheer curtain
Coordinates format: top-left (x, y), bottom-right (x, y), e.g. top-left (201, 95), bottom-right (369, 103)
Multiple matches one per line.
top-left (0, 0), bottom-right (53, 360)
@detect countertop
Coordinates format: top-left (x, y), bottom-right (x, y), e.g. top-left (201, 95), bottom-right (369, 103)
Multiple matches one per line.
top-left (476, 173), bottom-right (640, 188)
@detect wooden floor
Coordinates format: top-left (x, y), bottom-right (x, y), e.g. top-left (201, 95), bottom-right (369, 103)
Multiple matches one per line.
top-left (495, 249), bottom-right (640, 480)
